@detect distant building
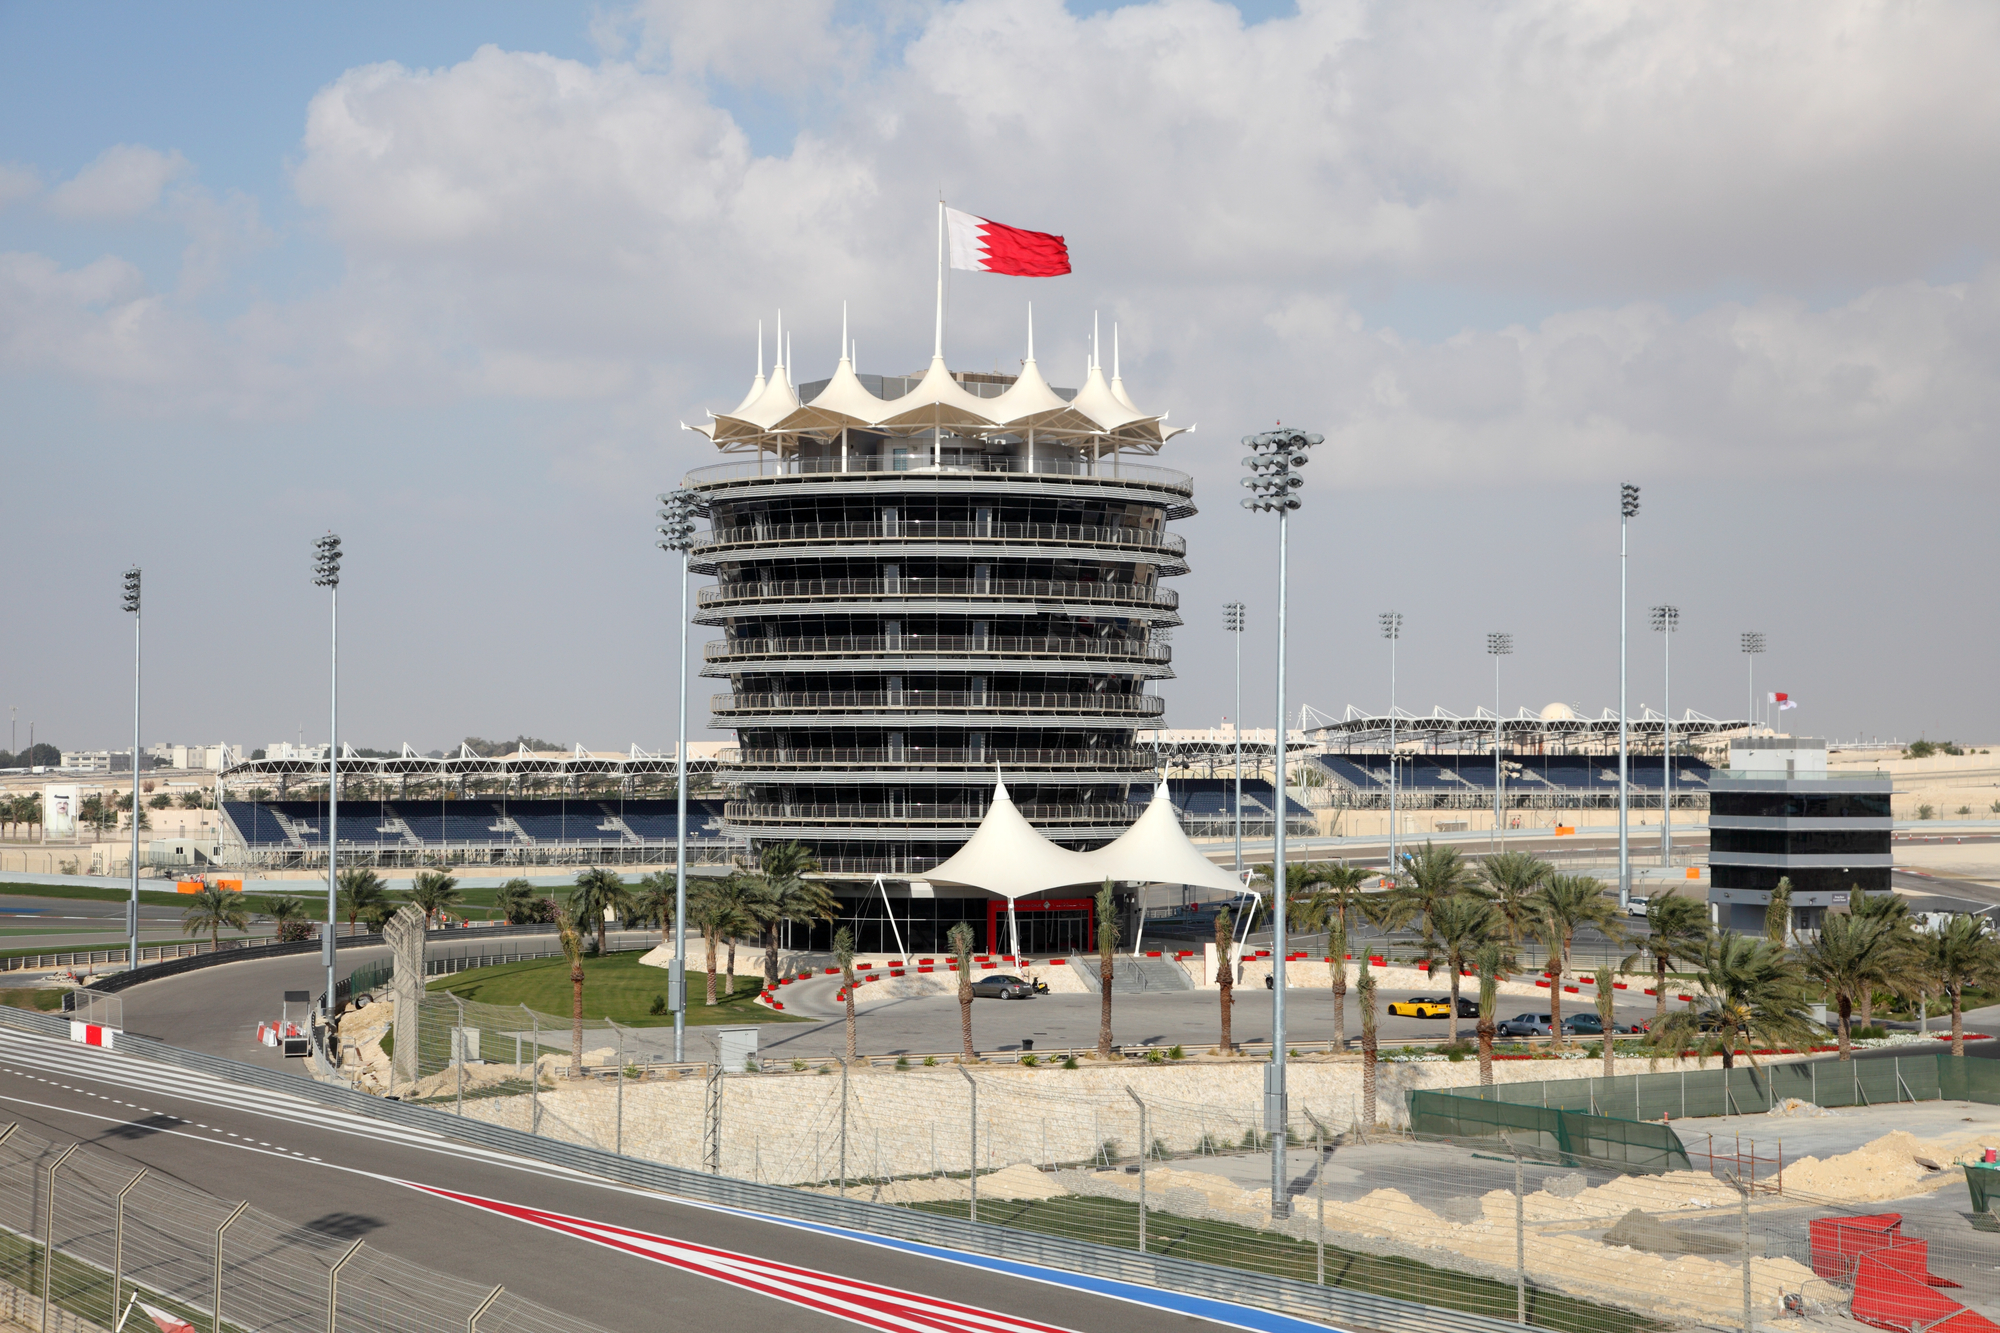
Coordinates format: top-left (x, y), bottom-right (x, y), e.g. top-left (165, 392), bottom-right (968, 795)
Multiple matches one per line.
top-left (1707, 737), bottom-right (1892, 934)
top-left (60, 751), bottom-right (122, 772)
top-left (146, 743), bottom-right (238, 771)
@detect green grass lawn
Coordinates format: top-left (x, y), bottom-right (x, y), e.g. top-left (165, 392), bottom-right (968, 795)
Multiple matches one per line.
top-left (0, 925), bottom-right (123, 937)
top-left (906, 1196), bottom-right (1651, 1333)
top-left (426, 950), bottom-right (807, 1025)
top-left (0, 879), bottom-right (195, 907)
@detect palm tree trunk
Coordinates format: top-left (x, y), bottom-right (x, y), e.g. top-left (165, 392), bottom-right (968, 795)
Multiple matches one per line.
top-left (1098, 965), bottom-right (1115, 1060)
top-left (764, 925), bottom-right (780, 987)
top-left (1655, 954), bottom-right (1668, 1021)
top-left (845, 989), bottom-right (857, 1062)
top-left (1859, 987), bottom-right (1873, 1031)
top-left (1952, 984), bottom-right (1965, 1057)
top-left (726, 938), bottom-right (737, 1000)
top-left (597, 909), bottom-right (608, 956)
top-left (1332, 966), bottom-right (1347, 1051)
top-left (958, 983), bottom-right (975, 1060)
top-left (704, 929), bottom-right (718, 1006)
top-left (1447, 966), bottom-right (1463, 1047)
top-left (570, 966), bottom-right (585, 1079)
top-left (1359, 972), bottom-right (1378, 1130)
top-left (1477, 1014), bottom-right (1494, 1087)
top-left (1547, 960), bottom-right (1564, 1052)
top-left (1837, 993), bottom-right (1853, 1062)
top-left (1218, 953), bottom-right (1233, 1054)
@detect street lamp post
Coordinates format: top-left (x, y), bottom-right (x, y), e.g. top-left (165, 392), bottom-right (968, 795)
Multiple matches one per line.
top-left (312, 534), bottom-right (342, 1016)
top-left (1486, 632), bottom-right (1512, 855)
top-left (1241, 426), bottom-right (1320, 1221)
top-left (1651, 607), bottom-right (1679, 868)
top-left (657, 489), bottom-right (698, 1063)
top-left (1618, 484), bottom-right (1639, 911)
top-left (122, 567), bottom-right (141, 968)
top-left (1224, 602), bottom-right (1246, 877)
top-left (1741, 632), bottom-right (1765, 737)
top-left (1380, 612), bottom-right (1402, 871)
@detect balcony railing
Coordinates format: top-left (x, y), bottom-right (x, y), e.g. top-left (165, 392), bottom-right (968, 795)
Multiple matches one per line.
top-left (726, 746), bottom-right (1158, 769)
top-left (712, 689), bottom-right (1166, 716)
top-left (706, 635), bottom-right (1172, 663)
top-left (699, 577), bottom-right (1178, 610)
top-left (695, 519), bottom-right (1186, 556)
top-left (725, 801), bottom-right (1142, 825)
top-left (685, 456), bottom-right (1193, 492)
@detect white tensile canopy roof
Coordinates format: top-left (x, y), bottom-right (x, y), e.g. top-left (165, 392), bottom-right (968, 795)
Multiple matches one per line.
top-left (1080, 783), bottom-right (1245, 894)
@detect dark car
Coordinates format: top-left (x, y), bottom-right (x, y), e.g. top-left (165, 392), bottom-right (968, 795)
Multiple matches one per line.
top-left (1495, 1013), bottom-right (1572, 1038)
top-left (969, 974), bottom-right (1035, 1000)
top-left (1565, 1013), bottom-right (1642, 1036)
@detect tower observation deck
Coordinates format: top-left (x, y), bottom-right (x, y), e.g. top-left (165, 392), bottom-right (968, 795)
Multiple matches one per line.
top-left (683, 322), bottom-right (1193, 880)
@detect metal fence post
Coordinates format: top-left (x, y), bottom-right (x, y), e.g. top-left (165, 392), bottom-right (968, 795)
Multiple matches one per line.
top-left (452, 994), bottom-right (466, 1117)
top-left (524, 1005), bottom-right (539, 1135)
top-left (1514, 1147), bottom-right (1526, 1325)
top-left (959, 1066), bottom-right (978, 1223)
top-left (112, 1167), bottom-right (146, 1328)
top-left (612, 1020), bottom-right (624, 1157)
top-left (1305, 1110), bottom-right (1327, 1286)
top-left (212, 1201), bottom-right (248, 1333)
top-left (40, 1143), bottom-right (78, 1333)
top-left (1740, 1183), bottom-right (1753, 1333)
top-left (1126, 1087), bottom-right (1148, 1254)
top-left (327, 1238), bottom-right (363, 1333)
top-left (467, 1285), bottom-right (504, 1333)
top-left (838, 1057), bottom-right (849, 1198)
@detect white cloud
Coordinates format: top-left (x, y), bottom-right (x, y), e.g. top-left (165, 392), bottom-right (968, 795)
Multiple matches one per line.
top-left (46, 144), bottom-right (189, 219)
top-left (0, 163), bottom-right (39, 210)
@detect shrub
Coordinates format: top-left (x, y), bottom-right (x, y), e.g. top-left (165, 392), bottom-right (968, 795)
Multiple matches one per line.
top-left (1062, 1054), bottom-right (1079, 1070)
top-left (791, 1059), bottom-right (806, 1070)
top-left (649, 994), bottom-right (667, 1015)
top-left (1021, 1053), bottom-right (1039, 1067)
top-left (923, 1055), bottom-right (938, 1067)
top-left (1167, 1044), bottom-right (1185, 1061)
top-left (895, 1055), bottom-right (910, 1071)
top-left (1919, 805), bottom-right (1937, 820)
top-left (1144, 1049), bottom-right (1164, 1064)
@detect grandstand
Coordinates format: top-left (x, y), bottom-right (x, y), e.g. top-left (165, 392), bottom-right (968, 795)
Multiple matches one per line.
top-left (217, 796), bottom-right (732, 870)
top-left (1142, 777), bottom-right (1315, 838)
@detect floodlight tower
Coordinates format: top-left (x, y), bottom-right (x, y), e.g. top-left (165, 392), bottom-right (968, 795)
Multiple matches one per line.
top-left (1241, 425), bottom-right (1320, 1221)
top-left (1380, 612), bottom-right (1403, 870)
top-left (313, 533), bottom-right (342, 1015)
top-left (1741, 632), bottom-right (1765, 736)
top-left (1617, 484), bottom-right (1639, 910)
top-left (1651, 606), bottom-right (1680, 870)
top-left (1224, 601), bottom-right (1246, 876)
top-left (656, 488), bottom-right (699, 1063)
top-left (1486, 632), bottom-right (1512, 853)
top-left (122, 567), bottom-right (142, 968)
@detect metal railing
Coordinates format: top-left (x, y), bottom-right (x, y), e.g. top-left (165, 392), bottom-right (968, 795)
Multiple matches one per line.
top-left (696, 518), bottom-right (1186, 556)
top-left (713, 689), bottom-right (1165, 716)
top-left (0, 937), bottom-right (273, 975)
top-left (705, 634), bottom-right (1173, 663)
top-left (725, 746), bottom-right (1157, 770)
top-left (699, 576), bottom-right (1179, 609)
top-left (723, 801), bottom-right (1143, 826)
top-left (685, 456), bottom-right (1194, 492)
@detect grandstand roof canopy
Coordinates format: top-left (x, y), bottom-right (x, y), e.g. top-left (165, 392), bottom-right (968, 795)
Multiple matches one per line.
top-left (222, 742), bottom-right (724, 783)
top-left (1305, 705), bottom-right (1747, 749)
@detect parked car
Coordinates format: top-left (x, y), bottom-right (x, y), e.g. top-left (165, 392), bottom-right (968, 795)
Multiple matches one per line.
top-left (969, 974), bottom-right (1036, 1000)
top-left (1387, 996), bottom-right (1454, 1019)
top-left (1495, 1013), bottom-right (1573, 1037)
top-left (1565, 1012), bottom-right (1642, 1036)
top-left (1626, 895), bottom-right (1651, 917)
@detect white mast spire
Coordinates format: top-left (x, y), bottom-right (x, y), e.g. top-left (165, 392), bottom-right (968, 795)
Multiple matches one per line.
top-left (775, 309), bottom-right (783, 376)
top-left (841, 301), bottom-right (849, 364)
top-left (934, 200), bottom-right (945, 360)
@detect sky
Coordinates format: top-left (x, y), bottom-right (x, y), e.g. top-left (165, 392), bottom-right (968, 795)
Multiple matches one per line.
top-left (3, 0), bottom-right (1997, 757)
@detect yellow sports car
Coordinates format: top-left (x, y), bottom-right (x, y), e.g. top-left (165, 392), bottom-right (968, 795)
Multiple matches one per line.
top-left (1386, 996), bottom-right (1454, 1019)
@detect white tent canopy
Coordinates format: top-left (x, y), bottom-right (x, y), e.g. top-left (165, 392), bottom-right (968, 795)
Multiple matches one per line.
top-left (922, 778), bottom-right (1246, 957)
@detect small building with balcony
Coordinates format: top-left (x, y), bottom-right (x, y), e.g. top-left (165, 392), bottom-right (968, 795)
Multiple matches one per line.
top-left (1707, 737), bottom-right (1893, 935)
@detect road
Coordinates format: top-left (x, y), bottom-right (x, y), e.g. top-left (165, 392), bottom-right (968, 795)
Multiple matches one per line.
top-left (0, 1024), bottom-right (1266, 1333)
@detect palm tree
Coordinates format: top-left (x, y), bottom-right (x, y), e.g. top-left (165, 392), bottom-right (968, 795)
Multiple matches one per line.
top-left (1478, 850), bottom-right (1553, 943)
top-left (1429, 893), bottom-right (1504, 1046)
top-left (1294, 863), bottom-right (1371, 1049)
top-left (259, 894), bottom-right (309, 942)
top-left (569, 867), bottom-right (633, 955)
top-left (1386, 841), bottom-right (1478, 984)
top-left (181, 885), bottom-right (247, 951)
top-left (700, 872), bottom-right (763, 999)
top-left (948, 921), bottom-right (977, 1061)
top-left (1798, 911), bottom-right (1904, 1060)
top-left (555, 901), bottom-right (585, 1079)
top-left (632, 871), bottom-right (675, 944)
top-left (407, 870), bottom-right (461, 929)
top-left (336, 866), bottom-right (389, 933)
top-left (1922, 914), bottom-right (2000, 1056)
top-left (1764, 876), bottom-right (1793, 947)
top-left (1358, 966), bottom-right (1379, 1131)
top-left (1094, 880), bottom-right (1119, 1060)
top-left (1214, 904), bottom-right (1235, 1053)
top-left (1624, 892), bottom-right (1711, 1021)
top-left (1848, 889), bottom-right (1915, 1028)
top-left (494, 878), bottom-right (538, 925)
top-left (833, 926), bottom-right (858, 1062)
top-left (1594, 964), bottom-right (1620, 1076)
top-left (1647, 932), bottom-right (1815, 1072)
top-left (689, 879), bottom-right (751, 1005)
top-left (742, 842), bottom-right (836, 986)
top-left (1526, 873), bottom-right (1626, 1050)
top-left (1474, 942), bottom-right (1501, 1087)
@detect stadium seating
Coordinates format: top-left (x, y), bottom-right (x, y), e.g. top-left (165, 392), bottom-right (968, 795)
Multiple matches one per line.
top-left (221, 798), bottom-right (726, 849)
top-left (1304, 754), bottom-right (1712, 794)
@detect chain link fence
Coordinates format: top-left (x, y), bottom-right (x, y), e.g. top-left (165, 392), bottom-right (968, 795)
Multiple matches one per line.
top-left (0, 1121), bottom-right (616, 1333)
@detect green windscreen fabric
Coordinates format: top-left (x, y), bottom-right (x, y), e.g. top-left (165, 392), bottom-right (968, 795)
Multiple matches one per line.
top-left (1407, 1089), bottom-right (1693, 1175)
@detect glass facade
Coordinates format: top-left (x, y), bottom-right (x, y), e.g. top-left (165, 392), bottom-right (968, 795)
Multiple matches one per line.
top-left (1710, 790), bottom-right (1892, 819)
top-left (1710, 865), bottom-right (1891, 894)
top-left (1710, 827), bottom-right (1893, 856)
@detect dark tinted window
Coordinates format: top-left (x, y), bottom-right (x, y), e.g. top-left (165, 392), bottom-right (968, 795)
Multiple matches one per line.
top-left (1710, 790), bottom-right (1892, 818)
top-left (1711, 828), bottom-right (1892, 856)
top-left (1710, 866), bottom-right (1893, 894)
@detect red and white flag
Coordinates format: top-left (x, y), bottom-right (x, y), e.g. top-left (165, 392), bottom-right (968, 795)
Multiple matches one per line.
top-left (131, 1301), bottom-right (197, 1333)
top-left (1769, 692), bottom-right (1797, 711)
top-left (945, 207), bottom-right (1071, 276)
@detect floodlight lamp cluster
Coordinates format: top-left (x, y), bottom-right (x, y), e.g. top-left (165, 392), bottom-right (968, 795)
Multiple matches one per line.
top-left (655, 489), bottom-right (699, 554)
top-left (312, 534), bottom-right (342, 589)
top-left (1239, 429), bottom-right (1322, 513)
top-left (1379, 611), bottom-right (1402, 641)
top-left (1486, 631), bottom-right (1512, 656)
top-left (1223, 601), bottom-right (1245, 633)
top-left (121, 567), bottom-right (140, 615)
top-left (1620, 483), bottom-right (1641, 519)
top-left (1741, 631), bottom-right (1765, 655)
top-left (1651, 605), bottom-right (1680, 633)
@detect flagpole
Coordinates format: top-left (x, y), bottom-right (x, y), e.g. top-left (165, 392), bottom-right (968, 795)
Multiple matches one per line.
top-left (935, 200), bottom-right (945, 359)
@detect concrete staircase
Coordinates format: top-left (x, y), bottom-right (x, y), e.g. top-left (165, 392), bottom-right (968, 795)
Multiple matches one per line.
top-left (1067, 952), bottom-right (1193, 993)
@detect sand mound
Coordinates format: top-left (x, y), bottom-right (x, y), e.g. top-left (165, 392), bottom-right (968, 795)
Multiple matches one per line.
top-left (1779, 1128), bottom-right (1994, 1203)
top-left (1602, 1208), bottom-right (1739, 1256)
top-left (813, 1162), bottom-right (1066, 1205)
top-left (1766, 1097), bottom-right (1836, 1118)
